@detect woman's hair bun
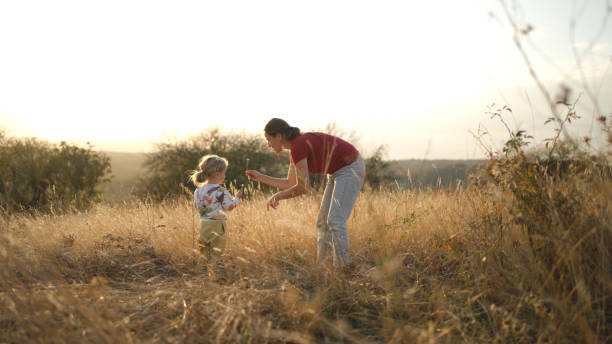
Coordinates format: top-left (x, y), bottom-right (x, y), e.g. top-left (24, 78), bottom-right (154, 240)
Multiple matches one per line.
top-left (265, 118), bottom-right (300, 140)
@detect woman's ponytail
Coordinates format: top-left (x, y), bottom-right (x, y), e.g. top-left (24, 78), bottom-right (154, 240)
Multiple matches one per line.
top-left (265, 118), bottom-right (301, 141)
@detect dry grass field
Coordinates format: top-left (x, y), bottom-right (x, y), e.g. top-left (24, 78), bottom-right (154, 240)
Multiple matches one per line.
top-left (2, 168), bottom-right (610, 343)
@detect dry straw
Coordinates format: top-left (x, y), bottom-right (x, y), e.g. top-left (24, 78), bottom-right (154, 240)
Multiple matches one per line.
top-left (2, 174), bottom-right (610, 343)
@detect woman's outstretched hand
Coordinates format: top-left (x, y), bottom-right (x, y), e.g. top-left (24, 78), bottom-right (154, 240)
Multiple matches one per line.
top-left (267, 194), bottom-right (280, 211)
top-left (245, 170), bottom-right (262, 182)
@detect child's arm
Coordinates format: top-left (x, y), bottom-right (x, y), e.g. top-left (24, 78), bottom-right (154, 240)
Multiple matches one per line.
top-left (219, 188), bottom-right (241, 211)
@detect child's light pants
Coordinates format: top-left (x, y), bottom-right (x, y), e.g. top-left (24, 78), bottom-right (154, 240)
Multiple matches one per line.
top-left (316, 156), bottom-right (366, 267)
top-left (198, 220), bottom-right (226, 266)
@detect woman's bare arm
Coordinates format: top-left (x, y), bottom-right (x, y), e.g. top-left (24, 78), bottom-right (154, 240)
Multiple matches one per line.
top-left (267, 158), bottom-right (310, 209)
top-left (245, 164), bottom-right (298, 190)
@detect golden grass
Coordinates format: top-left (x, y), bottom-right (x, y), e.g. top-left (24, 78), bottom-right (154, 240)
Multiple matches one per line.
top-left (1, 183), bottom-right (610, 343)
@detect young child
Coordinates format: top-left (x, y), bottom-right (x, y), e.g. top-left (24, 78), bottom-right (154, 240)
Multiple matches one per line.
top-left (190, 154), bottom-right (242, 270)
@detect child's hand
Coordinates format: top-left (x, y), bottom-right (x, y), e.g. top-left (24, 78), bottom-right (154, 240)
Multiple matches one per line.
top-left (236, 190), bottom-right (243, 199)
top-left (245, 170), bottom-right (261, 181)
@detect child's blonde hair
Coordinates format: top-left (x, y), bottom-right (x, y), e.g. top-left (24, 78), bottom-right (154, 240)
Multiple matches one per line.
top-left (190, 154), bottom-right (228, 186)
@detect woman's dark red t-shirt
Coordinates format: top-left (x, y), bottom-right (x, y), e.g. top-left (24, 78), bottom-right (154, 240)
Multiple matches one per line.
top-left (289, 132), bottom-right (359, 174)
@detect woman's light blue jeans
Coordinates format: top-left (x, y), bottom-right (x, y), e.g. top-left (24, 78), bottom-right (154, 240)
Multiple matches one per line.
top-left (316, 156), bottom-right (366, 267)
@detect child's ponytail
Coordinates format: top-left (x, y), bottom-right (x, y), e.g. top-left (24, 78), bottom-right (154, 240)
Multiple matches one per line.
top-left (190, 154), bottom-right (229, 186)
top-left (190, 170), bottom-right (207, 186)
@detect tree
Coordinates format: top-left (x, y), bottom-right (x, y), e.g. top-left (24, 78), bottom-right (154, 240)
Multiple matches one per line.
top-left (0, 133), bottom-right (111, 213)
top-left (135, 128), bottom-right (287, 200)
top-left (364, 145), bottom-right (392, 188)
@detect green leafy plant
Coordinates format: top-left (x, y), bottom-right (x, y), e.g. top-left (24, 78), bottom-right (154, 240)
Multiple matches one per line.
top-left (134, 127), bottom-right (287, 200)
top-left (0, 131), bottom-right (111, 214)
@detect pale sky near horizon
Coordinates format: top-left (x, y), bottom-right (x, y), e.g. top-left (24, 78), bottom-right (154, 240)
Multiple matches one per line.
top-left (1, 0), bottom-right (611, 159)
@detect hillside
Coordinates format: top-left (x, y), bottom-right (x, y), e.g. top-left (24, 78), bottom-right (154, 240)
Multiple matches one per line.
top-left (99, 153), bottom-right (487, 202)
top-left (386, 159), bottom-right (486, 189)
top-left (99, 151), bottom-right (148, 202)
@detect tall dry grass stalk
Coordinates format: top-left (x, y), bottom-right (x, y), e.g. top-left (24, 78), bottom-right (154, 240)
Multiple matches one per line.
top-left (1, 180), bottom-right (610, 343)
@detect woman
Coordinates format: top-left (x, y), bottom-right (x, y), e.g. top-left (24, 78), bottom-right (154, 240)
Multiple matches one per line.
top-left (245, 118), bottom-right (366, 268)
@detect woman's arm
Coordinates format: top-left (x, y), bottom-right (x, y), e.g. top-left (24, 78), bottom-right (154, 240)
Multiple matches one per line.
top-left (267, 158), bottom-right (310, 210)
top-left (246, 164), bottom-right (298, 190)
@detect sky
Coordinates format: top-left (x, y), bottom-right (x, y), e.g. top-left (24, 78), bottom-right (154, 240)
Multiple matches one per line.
top-left (1, 0), bottom-right (611, 159)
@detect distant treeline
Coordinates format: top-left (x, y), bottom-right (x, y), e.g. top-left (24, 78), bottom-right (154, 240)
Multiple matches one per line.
top-left (131, 127), bottom-right (402, 200)
top-left (384, 159), bottom-right (485, 190)
top-left (1, 127), bottom-right (486, 212)
top-left (103, 151), bottom-right (484, 203)
top-left (128, 129), bottom-right (485, 200)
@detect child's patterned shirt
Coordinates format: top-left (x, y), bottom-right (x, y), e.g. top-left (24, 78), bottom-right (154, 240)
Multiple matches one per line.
top-left (194, 184), bottom-right (240, 222)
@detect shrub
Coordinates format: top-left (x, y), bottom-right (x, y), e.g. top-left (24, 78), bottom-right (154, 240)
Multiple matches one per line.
top-left (134, 127), bottom-right (287, 200)
top-left (0, 131), bottom-right (111, 213)
top-left (473, 103), bottom-right (612, 341)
